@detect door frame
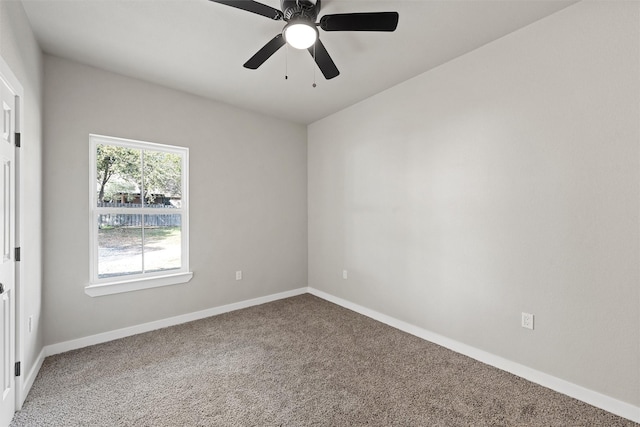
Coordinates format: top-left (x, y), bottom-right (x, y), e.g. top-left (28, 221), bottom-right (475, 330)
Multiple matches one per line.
top-left (0, 54), bottom-right (24, 412)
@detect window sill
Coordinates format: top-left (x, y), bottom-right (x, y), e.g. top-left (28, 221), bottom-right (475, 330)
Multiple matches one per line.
top-left (85, 272), bottom-right (193, 297)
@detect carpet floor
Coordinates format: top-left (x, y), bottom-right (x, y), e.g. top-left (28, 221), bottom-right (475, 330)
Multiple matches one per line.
top-left (11, 294), bottom-right (637, 426)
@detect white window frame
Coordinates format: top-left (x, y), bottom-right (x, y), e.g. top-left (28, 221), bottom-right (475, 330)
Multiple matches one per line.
top-left (86, 134), bottom-right (192, 297)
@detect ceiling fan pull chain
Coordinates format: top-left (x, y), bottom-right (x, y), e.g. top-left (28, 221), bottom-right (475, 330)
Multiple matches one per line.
top-left (285, 43), bottom-right (289, 80)
top-left (312, 43), bottom-right (317, 88)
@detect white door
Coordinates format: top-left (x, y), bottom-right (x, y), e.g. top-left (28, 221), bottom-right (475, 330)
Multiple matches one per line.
top-left (0, 76), bottom-right (16, 427)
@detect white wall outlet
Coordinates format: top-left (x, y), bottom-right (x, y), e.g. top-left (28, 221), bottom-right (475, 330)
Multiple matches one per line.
top-left (521, 312), bottom-right (534, 330)
top-left (235, 270), bottom-right (242, 281)
top-left (342, 270), bottom-right (348, 279)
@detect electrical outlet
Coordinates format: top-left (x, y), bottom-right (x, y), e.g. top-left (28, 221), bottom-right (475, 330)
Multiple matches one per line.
top-left (521, 312), bottom-right (534, 330)
top-left (235, 271), bottom-right (242, 281)
top-left (342, 270), bottom-right (348, 279)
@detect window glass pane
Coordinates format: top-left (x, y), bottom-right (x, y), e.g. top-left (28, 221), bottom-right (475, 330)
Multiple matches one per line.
top-left (143, 214), bottom-right (182, 273)
top-left (91, 134), bottom-right (189, 289)
top-left (96, 144), bottom-right (142, 207)
top-left (142, 150), bottom-right (182, 208)
top-left (98, 214), bottom-right (143, 278)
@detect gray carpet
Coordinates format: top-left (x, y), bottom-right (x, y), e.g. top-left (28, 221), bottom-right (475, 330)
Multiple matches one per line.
top-left (11, 294), bottom-right (637, 426)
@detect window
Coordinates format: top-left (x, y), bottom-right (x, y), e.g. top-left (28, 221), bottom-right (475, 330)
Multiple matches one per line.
top-left (86, 134), bottom-right (192, 296)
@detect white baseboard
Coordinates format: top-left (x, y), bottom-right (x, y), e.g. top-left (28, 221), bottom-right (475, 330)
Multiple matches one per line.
top-left (44, 287), bottom-right (307, 357)
top-left (307, 287), bottom-right (640, 424)
top-left (17, 346), bottom-right (45, 409)
top-left (33, 286), bottom-right (640, 423)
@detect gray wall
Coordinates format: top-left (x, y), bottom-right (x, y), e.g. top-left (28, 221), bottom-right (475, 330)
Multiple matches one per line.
top-left (0, 0), bottom-right (44, 395)
top-left (43, 55), bottom-right (307, 345)
top-left (308, 1), bottom-right (639, 406)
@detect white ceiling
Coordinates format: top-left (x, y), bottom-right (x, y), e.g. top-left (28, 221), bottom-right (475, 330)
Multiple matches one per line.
top-left (21, 0), bottom-right (576, 124)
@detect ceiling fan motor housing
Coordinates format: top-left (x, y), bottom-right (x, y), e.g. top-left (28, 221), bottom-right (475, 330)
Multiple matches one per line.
top-left (281, 0), bottom-right (319, 22)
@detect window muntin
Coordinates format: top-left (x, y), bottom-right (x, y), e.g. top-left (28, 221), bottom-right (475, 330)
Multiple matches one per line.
top-left (89, 134), bottom-right (190, 293)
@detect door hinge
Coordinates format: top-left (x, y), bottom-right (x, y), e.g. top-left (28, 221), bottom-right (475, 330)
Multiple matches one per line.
top-left (15, 247), bottom-right (20, 262)
top-left (14, 362), bottom-right (20, 377)
top-left (14, 132), bottom-right (20, 148)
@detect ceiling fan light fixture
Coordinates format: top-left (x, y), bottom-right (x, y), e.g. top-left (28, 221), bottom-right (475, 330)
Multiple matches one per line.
top-left (283, 21), bottom-right (318, 49)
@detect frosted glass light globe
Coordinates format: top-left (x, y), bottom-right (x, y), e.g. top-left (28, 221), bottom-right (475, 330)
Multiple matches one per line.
top-left (284, 23), bottom-right (317, 49)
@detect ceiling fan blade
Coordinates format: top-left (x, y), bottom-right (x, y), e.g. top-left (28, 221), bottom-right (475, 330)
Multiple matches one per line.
top-left (320, 12), bottom-right (399, 32)
top-left (244, 34), bottom-right (286, 69)
top-left (209, 0), bottom-right (283, 20)
top-left (308, 39), bottom-right (339, 80)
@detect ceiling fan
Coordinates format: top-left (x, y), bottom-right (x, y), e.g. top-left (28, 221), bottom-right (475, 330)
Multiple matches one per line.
top-left (209, 0), bottom-right (399, 80)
